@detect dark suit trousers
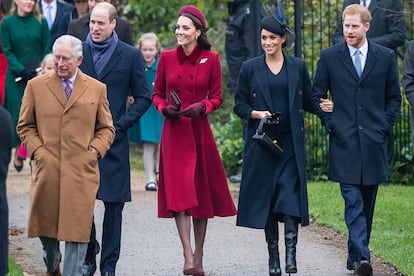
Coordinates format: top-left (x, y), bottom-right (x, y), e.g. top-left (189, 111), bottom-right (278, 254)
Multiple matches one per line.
top-left (0, 185), bottom-right (8, 276)
top-left (0, 106), bottom-right (12, 276)
top-left (340, 183), bottom-right (378, 262)
top-left (89, 202), bottom-right (125, 273)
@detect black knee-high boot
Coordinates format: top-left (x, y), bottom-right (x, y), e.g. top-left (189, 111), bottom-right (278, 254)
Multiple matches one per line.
top-left (284, 216), bottom-right (298, 274)
top-left (265, 215), bottom-right (281, 276)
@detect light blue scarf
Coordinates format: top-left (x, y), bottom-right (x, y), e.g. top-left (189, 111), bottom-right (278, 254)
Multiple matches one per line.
top-left (86, 31), bottom-right (119, 77)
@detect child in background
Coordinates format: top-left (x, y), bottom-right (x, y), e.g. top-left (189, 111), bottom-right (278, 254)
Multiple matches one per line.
top-left (128, 33), bottom-right (163, 191)
top-left (40, 53), bottom-right (54, 74)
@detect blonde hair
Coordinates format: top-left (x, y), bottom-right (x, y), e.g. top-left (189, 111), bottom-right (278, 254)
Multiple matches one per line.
top-left (342, 4), bottom-right (372, 24)
top-left (10, 0), bottom-right (42, 22)
top-left (40, 53), bottom-right (54, 74)
top-left (138, 32), bottom-right (162, 55)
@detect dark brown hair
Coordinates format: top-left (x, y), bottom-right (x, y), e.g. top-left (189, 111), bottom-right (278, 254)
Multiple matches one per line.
top-left (180, 12), bottom-right (211, 50)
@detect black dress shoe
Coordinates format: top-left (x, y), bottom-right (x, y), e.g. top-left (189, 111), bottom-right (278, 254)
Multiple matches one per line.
top-left (82, 242), bottom-right (100, 276)
top-left (347, 256), bottom-right (355, 270)
top-left (82, 263), bottom-right (96, 276)
top-left (13, 160), bottom-right (23, 172)
top-left (356, 260), bottom-right (373, 276)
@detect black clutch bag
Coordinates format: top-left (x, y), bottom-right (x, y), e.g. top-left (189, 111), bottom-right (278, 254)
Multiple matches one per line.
top-left (170, 90), bottom-right (182, 110)
top-left (252, 114), bottom-right (284, 157)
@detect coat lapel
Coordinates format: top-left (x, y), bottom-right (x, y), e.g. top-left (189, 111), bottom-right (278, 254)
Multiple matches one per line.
top-left (338, 42), bottom-right (360, 81)
top-left (253, 57), bottom-right (274, 112)
top-left (82, 45), bottom-right (98, 78)
top-left (65, 70), bottom-right (88, 110)
top-left (368, 0), bottom-right (379, 15)
top-left (285, 56), bottom-right (298, 112)
top-left (361, 41), bottom-right (380, 80)
top-left (98, 45), bottom-right (122, 79)
top-left (47, 73), bottom-right (67, 108)
top-left (51, 2), bottom-right (63, 31)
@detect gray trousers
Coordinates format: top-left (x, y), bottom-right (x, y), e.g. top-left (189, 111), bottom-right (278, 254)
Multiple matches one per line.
top-left (40, 236), bottom-right (87, 276)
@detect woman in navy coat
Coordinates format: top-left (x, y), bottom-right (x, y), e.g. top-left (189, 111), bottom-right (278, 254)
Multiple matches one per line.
top-left (234, 16), bottom-right (323, 275)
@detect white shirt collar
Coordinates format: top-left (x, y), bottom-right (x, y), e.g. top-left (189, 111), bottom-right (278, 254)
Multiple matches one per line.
top-left (348, 39), bottom-right (368, 57)
top-left (42, 0), bottom-right (57, 18)
top-left (62, 69), bottom-right (78, 88)
top-left (360, 0), bottom-right (371, 7)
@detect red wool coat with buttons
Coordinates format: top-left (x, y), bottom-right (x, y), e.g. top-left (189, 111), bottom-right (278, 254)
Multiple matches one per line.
top-left (153, 45), bottom-right (237, 218)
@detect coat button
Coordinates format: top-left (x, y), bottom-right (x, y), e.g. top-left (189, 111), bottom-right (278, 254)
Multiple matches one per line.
top-left (359, 125), bottom-right (363, 130)
top-left (252, 92), bottom-right (256, 98)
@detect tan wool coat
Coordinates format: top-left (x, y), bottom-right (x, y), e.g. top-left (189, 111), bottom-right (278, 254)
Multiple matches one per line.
top-left (17, 70), bottom-right (115, 242)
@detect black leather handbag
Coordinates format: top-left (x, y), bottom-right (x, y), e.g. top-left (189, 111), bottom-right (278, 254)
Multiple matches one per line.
top-left (252, 114), bottom-right (284, 157)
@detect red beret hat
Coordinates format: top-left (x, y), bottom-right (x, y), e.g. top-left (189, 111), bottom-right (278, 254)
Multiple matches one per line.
top-left (178, 5), bottom-right (206, 29)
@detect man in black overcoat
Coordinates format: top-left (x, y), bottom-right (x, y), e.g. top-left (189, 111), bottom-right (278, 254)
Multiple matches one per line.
top-left (0, 106), bottom-right (12, 276)
top-left (332, 0), bottom-right (406, 180)
top-left (79, 3), bottom-right (151, 276)
top-left (313, 5), bottom-right (401, 276)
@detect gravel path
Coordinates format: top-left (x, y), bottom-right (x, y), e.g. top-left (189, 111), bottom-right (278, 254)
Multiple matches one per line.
top-left (6, 159), bottom-right (399, 275)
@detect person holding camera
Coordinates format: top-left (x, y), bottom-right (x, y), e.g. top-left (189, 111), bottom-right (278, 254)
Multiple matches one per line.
top-left (234, 14), bottom-right (325, 275)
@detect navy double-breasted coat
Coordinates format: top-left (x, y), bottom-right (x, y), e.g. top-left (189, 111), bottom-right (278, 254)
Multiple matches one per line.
top-left (81, 39), bottom-right (151, 202)
top-left (313, 41), bottom-right (401, 185)
top-left (234, 54), bottom-right (321, 228)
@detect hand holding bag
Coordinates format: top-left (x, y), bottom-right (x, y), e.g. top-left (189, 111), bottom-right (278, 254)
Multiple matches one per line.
top-left (252, 113), bottom-right (284, 157)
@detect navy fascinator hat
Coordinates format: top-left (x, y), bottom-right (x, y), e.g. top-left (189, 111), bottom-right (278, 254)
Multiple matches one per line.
top-left (263, 0), bottom-right (295, 49)
top-left (260, 16), bottom-right (285, 36)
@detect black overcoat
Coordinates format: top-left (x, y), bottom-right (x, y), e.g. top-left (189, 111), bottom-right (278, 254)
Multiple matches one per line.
top-left (81, 40), bottom-right (151, 202)
top-left (234, 54), bottom-right (320, 228)
top-left (313, 41), bottom-right (401, 185)
top-left (0, 106), bottom-right (12, 275)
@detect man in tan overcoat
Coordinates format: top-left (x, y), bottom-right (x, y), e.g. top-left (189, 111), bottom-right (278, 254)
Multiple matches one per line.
top-left (17, 35), bottom-right (115, 276)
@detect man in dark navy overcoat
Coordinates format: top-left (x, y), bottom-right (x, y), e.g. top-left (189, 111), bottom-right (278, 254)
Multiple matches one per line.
top-left (0, 106), bottom-right (12, 276)
top-left (79, 3), bottom-right (151, 276)
top-left (312, 4), bottom-right (401, 276)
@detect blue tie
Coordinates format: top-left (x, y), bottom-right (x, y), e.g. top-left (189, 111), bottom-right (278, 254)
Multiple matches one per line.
top-left (354, 50), bottom-right (362, 78)
top-left (46, 5), bottom-right (53, 29)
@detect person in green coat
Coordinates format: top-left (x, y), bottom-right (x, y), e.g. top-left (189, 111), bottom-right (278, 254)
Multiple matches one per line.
top-left (0, 0), bottom-right (50, 172)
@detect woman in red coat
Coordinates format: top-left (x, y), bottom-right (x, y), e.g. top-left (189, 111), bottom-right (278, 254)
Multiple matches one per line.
top-left (152, 5), bottom-right (237, 276)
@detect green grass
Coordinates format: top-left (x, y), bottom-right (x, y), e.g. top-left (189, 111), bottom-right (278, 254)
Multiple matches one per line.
top-left (308, 182), bottom-right (414, 275)
top-left (7, 257), bottom-right (23, 276)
